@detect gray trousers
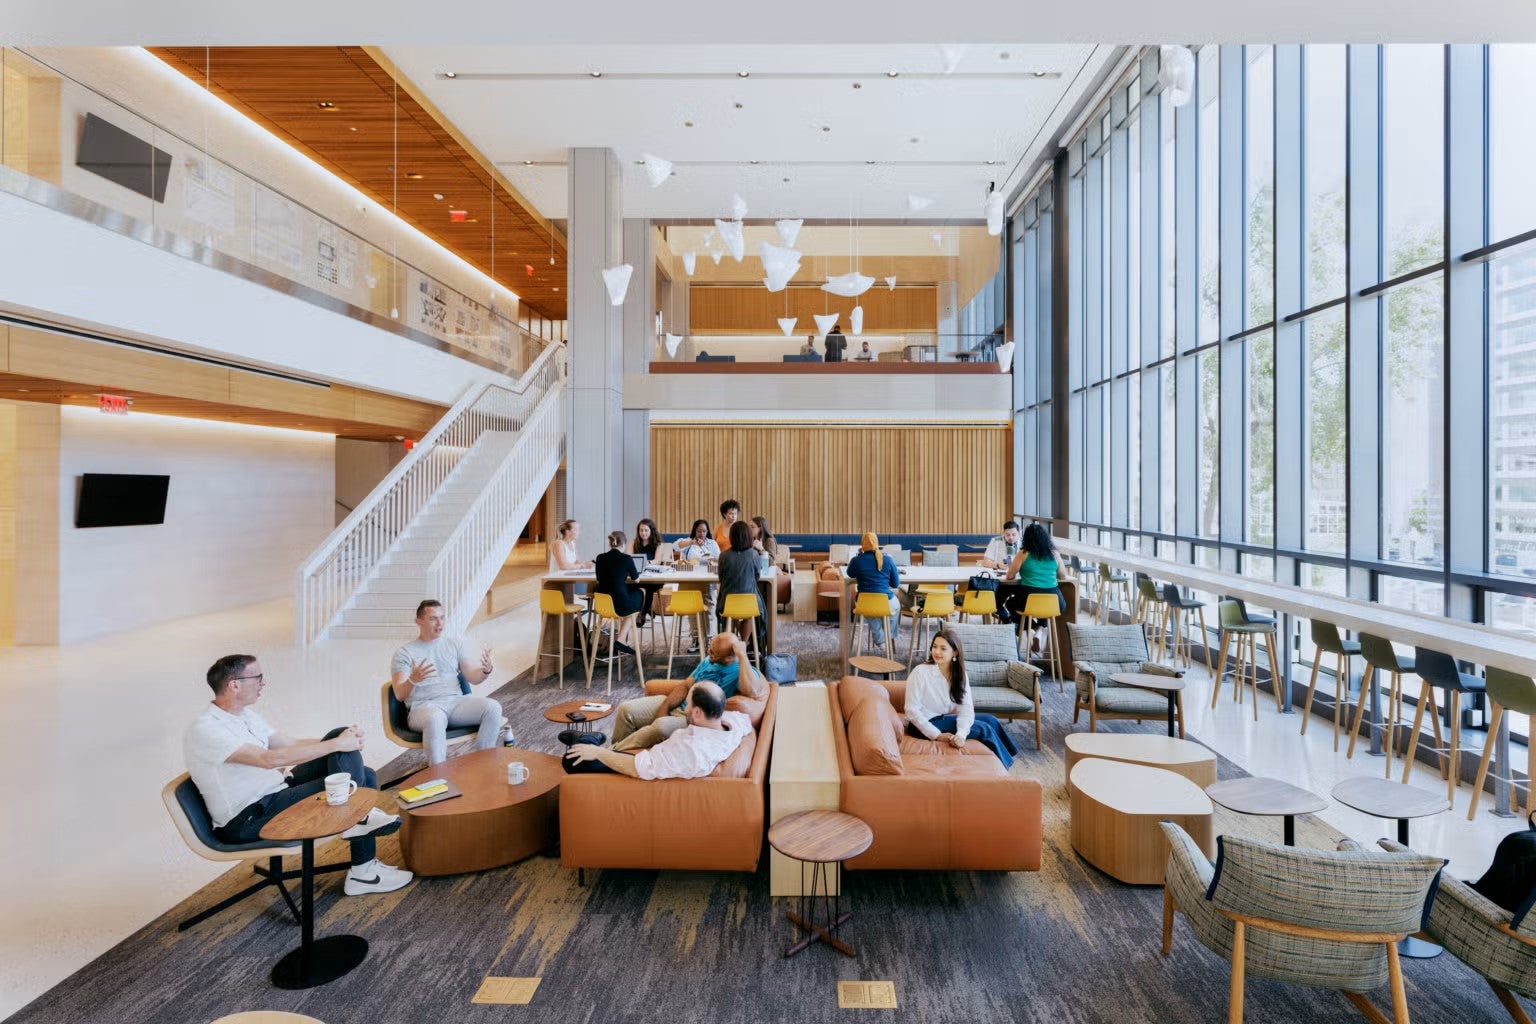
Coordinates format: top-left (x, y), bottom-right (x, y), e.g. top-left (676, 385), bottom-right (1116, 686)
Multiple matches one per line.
top-left (407, 694), bottom-right (502, 765)
top-left (611, 693), bottom-right (688, 751)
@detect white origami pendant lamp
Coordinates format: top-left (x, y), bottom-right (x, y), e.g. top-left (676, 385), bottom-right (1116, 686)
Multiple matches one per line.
top-left (760, 241), bottom-right (802, 292)
top-left (884, 275), bottom-right (897, 290)
top-left (907, 194), bottom-right (934, 214)
top-left (682, 251), bottom-right (697, 275)
top-left (849, 306), bottom-right (864, 335)
top-left (601, 263), bottom-right (633, 306)
top-left (777, 317), bottom-right (798, 337)
top-left (1158, 45), bottom-right (1196, 108)
top-left (823, 271), bottom-right (875, 297)
top-left (703, 227), bottom-right (715, 246)
top-left (715, 219), bottom-right (745, 261)
top-left (664, 333), bottom-right (684, 358)
top-left (731, 193), bottom-right (749, 220)
top-left (995, 340), bottom-right (1015, 368)
top-left (985, 189), bottom-right (1005, 236)
top-left (813, 313), bottom-right (839, 339)
top-left (931, 231), bottom-right (944, 248)
top-left (710, 249), bottom-right (725, 265)
top-left (775, 218), bottom-right (803, 247)
top-left (642, 153), bottom-right (673, 187)
top-left (938, 44), bottom-right (966, 74)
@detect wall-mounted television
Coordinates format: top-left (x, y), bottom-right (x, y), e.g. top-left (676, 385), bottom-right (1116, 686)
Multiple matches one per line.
top-left (76, 112), bottom-right (172, 203)
top-left (75, 473), bottom-right (170, 528)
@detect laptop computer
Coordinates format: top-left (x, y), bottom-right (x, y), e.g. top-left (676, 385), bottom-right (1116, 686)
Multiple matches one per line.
top-left (630, 553), bottom-right (650, 572)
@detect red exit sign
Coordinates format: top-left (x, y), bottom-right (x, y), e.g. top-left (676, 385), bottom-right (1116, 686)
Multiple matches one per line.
top-left (97, 394), bottom-right (130, 415)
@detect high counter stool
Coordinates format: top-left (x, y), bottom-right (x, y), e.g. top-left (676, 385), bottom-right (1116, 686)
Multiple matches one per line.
top-left (1468, 667), bottom-right (1536, 820)
top-left (536, 586), bottom-right (590, 686)
top-left (1347, 634), bottom-right (1415, 778)
top-left (906, 591), bottom-right (955, 666)
top-left (960, 587), bottom-right (998, 624)
top-left (587, 593), bottom-right (644, 694)
top-left (1214, 599), bottom-right (1283, 715)
top-left (1022, 593), bottom-right (1065, 694)
top-left (1160, 583), bottom-right (1216, 676)
top-left (1069, 555), bottom-right (1098, 605)
top-left (720, 592), bottom-right (763, 671)
top-left (1134, 574), bottom-right (1168, 660)
top-left (1299, 620), bottom-right (1361, 751)
top-left (851, 591), bottom-right (898, 659)
top-left (1406, 648), bottom-right (1486, 808)
top-left (663, 587), bottom-right (709, 678)
top-left (1097, 562), bottom-right (1132, 623)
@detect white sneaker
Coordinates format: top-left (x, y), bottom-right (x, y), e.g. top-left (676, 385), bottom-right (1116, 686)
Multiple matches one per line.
top-left (341, 807), bottom-right (401, 839)
top-left (344, 859), bottom-right (413, 896)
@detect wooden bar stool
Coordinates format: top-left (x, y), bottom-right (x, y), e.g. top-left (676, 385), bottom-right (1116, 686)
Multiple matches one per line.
top-left (1406, 647), bottom-right (1486, 808)
top-left (1160, 583), bottom-right (1216, 675)
top-left (663, 587), bottom-right (709, 678)
top-left (906, 591), bottom-right (955, 666)
top-left (1022, 592), bottom-right (1065, 694)
top-left (720, 592), bottom-right (763, 671)
top-left (1468, 667), bottom-right (1536, 820)
top-left (1299, 620), bottom-right (1361, 751)
top-left (959, 587), bottom-right (998, 624)
top-left (1347, 634), bottom-right (1415, 778)
top-left (1134, 574), bottom-right (1169, 660)
top-left (634, 594), bottom-right (670, 656)
top-left (586, 592), bottom-right (644, 695)
top-left (851, 591), bottom-right (898, 659)
top-left (536, 586), bottom-right (591, 687)
top-left (1097, 563), bottom-right (1132, 623)
top-left (1213, 599), bottom-right (1281, 717)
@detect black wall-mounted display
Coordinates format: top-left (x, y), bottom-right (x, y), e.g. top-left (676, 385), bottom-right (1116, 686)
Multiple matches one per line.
top-left (75, 473), bottom-right (170, 528)
top-left (76, 112), bottom-right (172, 203)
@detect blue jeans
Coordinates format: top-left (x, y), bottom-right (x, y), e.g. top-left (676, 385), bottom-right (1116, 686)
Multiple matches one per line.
top-left (910, 713), bottom-right (1019, 770)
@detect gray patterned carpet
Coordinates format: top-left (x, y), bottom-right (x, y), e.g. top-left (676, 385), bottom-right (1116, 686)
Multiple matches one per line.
top-left (7, 621), bottom-right (1511, 1024)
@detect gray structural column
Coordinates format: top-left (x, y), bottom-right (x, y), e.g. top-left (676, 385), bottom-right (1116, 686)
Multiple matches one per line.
top-left (621, 218), bottom-right (655, 532)
top-left (565, 147), bottom-right (624, 559)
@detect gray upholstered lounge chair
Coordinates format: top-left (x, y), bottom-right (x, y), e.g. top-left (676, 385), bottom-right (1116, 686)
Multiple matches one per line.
top-left (945, 622), bottom-right (1042, 748)
top-left (1161, 823), bottom-right (1447, 1023)
top-left (1381, 837), bottom-right (1536, 1023)
top-left (1067, 622), bottom-right (1185, 735)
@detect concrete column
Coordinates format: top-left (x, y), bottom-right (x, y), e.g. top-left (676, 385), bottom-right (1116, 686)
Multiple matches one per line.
top-left (565, 148), bottom-right (625, 558)
top-left (621, 218), bottom-right (654, 531)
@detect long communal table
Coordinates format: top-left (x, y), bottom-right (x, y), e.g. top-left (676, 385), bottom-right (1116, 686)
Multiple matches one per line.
top-left (541, 565), bottom-right (780, 654)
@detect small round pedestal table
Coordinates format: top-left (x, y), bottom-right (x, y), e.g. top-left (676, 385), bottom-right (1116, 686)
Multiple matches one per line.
top-left (1112, 672), bottom-right (1187, 738)
top-left (767, 811), bottom-right (873, 959)
top-left (1206, 777), bottom-right (1327, 847)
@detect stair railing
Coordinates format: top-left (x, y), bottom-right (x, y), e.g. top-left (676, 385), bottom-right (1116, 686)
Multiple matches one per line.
top-left (294, 343), bottom-right (564, 645)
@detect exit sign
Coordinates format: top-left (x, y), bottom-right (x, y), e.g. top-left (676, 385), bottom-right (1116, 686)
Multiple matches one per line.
top-left (97, 394), bottom-right (130, 415)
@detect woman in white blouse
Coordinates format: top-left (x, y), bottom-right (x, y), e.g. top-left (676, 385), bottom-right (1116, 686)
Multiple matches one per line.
top-left (903, 629), bottom-right (1019, 769)
top-left (550, 519), bottom-right (592, 595)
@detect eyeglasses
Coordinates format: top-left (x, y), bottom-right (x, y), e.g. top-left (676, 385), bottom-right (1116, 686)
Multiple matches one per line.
top-left (233, 674), bottom-right (264, 684)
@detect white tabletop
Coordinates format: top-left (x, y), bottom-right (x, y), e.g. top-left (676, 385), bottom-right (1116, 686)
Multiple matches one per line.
top-left (542, 566), bottom-right (779, 585)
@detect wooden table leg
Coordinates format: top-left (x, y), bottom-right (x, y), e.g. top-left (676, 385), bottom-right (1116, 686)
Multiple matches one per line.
top-left (838, 579), bottom-right (852, 676)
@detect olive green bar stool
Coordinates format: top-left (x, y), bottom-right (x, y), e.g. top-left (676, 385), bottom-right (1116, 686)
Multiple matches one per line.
top-left (1299, 620), bottom-right (1361, 751)
top-left (1212, 599), bottom-right (1279, 720)
top-left (1468, 667), bottom-right (1536, 820)
top-left (1134, 574), bottom-right (1168, 661)
top-left (1096, 562), bottom-right (1132, 623)
top-left (1347, 634), bottom-right (1415, 778)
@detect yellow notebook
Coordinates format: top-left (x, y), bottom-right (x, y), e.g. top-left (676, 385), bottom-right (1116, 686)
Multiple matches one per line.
top-left (399, 783), bottom-right (449, 803)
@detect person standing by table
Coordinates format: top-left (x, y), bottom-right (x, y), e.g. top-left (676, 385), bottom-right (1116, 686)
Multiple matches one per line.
top-left (824, 324), bottom-right (847, 362)
top-left (717, 520), bottom-right (767, 651)
top-left (715, 499), bottom-right (741, 550)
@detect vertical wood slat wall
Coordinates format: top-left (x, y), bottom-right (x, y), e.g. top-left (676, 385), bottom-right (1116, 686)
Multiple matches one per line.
top-left (649, 422), bottom-right (1010, 536)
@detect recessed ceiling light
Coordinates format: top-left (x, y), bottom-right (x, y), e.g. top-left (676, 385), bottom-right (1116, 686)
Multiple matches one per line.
top-left (1000, 51), bottom-right (1011, 60)
top-left (553, 286), bottom-right (560, 291)
top-left (1032, 70), bottom-right (1049, 78)
top-left (432, 192), bottom-right (444, 200)
top-left (782, 176), bottom-right (790, 182)
top-left (852, 82), bottom-right (862, 90)
top-left (589, 71), bottom-right (602, 78)
top-left (348, 126), bottom-right (358, 132)
top-left (985, 160), bottom-right (996, 165)
top-left (684, 120), bottom-right (694, 127)
top-left (524, 160), bottom-right (533, 165)
top-left (910, 136), bottom-right (920, 143)
top-left (737, 70), bottom-right (750, 78)
top-left (821, 125), bottom-right (831, 132)
top-left (734, 102), bottom-right (744, 109)
top-left (749, 159), bottom-right (759, 164)
top-left (316, 101), bottom-right (336, 109)
top-left (405, 172), bottom-right (423, 179)
top-left (443, 71), bottom-right (457, 79)
top-left (887, 70), bottom-right (899, 78)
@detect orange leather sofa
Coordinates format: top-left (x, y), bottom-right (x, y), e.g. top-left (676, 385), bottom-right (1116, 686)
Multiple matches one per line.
top-left (828, 676), bottom-right (1042, 871)
top-left (559, 681), bottom-right (777, 873)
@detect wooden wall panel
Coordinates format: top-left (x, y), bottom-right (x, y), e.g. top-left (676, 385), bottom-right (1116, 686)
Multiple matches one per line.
top-left (689, 285), bottom-right (937, 335)
top-left (650, 422), bottom-right (1009, 535)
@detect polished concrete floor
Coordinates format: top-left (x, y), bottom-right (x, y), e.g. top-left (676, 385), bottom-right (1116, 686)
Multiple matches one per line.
top-left (0, 596), bottom-right (1524, 1019)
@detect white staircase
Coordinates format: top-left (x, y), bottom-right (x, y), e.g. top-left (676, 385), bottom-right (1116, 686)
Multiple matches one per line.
top-left (295, 345), bottom-right (565, 645)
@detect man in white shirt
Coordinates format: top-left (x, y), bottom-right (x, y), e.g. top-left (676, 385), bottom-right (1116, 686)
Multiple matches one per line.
top-left (390, 599), bottom-right (505, 765)
top-left (981, 521), bottom-right (1022, 570)
top-left (561, 681), bottom-right (751, 779)
top-left (184, 654), bottom-right (413, 896)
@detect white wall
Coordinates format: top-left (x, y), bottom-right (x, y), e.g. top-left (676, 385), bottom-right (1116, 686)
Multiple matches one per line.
top-left (55, 408), bottom-right (333, 643)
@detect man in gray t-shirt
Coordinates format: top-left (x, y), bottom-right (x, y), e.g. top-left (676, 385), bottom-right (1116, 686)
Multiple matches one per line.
top-left (389, 599), bottom-right (505, 764)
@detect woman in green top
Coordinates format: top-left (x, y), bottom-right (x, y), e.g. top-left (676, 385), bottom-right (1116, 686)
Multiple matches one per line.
top-left (1004, 524), bottom-right (1066, 649)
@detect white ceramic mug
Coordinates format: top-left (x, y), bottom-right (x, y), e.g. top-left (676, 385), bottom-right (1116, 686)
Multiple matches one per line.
top-left (506, 761), bottom-right (529, 785)
top-left (324, 771), bottom-right (358, 805)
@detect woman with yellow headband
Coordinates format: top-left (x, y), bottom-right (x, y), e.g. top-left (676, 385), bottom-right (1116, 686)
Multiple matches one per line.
top-left (846, 532), bottom-right (901, 647)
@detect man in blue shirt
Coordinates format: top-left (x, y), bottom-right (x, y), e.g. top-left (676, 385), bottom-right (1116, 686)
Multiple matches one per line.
top-left (586, 634), bottom-right (763, 752)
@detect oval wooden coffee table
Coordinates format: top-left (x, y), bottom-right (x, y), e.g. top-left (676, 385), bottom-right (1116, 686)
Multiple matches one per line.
top-left (767, 810), bottom-right (873, 958)
top-left (1069, 759), bottom-right (1213, 884)
top-left (1206, 776), bottom-right (1327, 847)
top-left (1110, 671), bottom-right (1187, 737)
top-left (1064, 733), bottom-right (1217, 791)
top-left (543, 698), bottom-right (615, 733)
top-left (849, 656), bottom-right (905, 680)
top-left (397, 747), bottom-right (561, 876)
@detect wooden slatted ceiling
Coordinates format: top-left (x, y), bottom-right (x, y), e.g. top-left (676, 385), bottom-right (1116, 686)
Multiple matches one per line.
top-left (149, 46), bottom-right (567, 321)
top-left (650, 422), bottom-right (1010, 536)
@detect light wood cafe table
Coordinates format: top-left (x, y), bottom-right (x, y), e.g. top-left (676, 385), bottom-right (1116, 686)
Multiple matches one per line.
top-left (1110, 672), bottom-right (1186, 738)
top-left (767, 810), bottom-right (873, 958)
top-left (1205, 777), bottom-right (1328, 848)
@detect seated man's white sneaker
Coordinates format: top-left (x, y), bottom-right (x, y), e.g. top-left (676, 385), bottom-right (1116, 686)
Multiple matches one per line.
top-left (344, 859), bottom-right (413, 896)
top-left (341, 807), bottom-right (401, 839)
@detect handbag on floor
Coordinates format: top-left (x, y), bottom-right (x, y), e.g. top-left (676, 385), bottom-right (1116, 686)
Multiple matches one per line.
top-left (763, 653), bottom-right (798, 683)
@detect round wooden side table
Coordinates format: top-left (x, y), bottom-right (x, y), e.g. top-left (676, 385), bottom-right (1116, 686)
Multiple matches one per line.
top-left (849, 655), bottom-right (905, 680)
top-left (543, 698), bottom-right (615, 733)
top-left (767, 810), bottom-right (873, 958)
top-left (259, 788), bottom-right (378, 989)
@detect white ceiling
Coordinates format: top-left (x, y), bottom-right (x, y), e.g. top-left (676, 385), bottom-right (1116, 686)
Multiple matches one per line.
top-left (384, 43), bottom-right (1111, 220)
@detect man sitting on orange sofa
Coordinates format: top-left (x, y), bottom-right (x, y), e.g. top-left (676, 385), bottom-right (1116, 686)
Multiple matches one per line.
top-left (596, 634), bottom-right (764, 752)
top-left (562, 681), bottom-right (750, 778)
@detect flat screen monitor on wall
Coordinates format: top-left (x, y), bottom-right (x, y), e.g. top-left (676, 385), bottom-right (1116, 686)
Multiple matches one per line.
top-left (75, 473), bottom-right (170, 528)
top-left (76, 112), bottom-right (172, 203)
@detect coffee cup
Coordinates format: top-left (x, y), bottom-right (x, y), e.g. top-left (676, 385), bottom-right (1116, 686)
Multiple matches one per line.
top-left (324, 772), bottom-right (358, 805)
top-left (507, 761), bottom-right (529, 785)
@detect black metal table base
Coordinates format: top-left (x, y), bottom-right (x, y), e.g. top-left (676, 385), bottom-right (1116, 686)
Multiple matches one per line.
top-left (1394, 817), bottom-right (1445, 959)
top-left (1283, 814), bottom-right (1297, 847)
top-left (1165, 693), bottom-right (1177, 738)
top-left (785, 859), bottom-right (855, 958)
top-left (272, 934), bottom-right (369, 989)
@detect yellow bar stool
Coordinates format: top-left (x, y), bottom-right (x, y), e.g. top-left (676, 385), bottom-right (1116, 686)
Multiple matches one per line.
top-left (1022, 592), bottom-right (1065, 694)
top-left (1468, 667), bottom-right (1536, 820)
top-left (634, 590), bottom-right (669, 656)
top-left (1346, 634), bottom-right (1414, 777)
top-left (720, 592), bottom-right (763, 671)
top-left (663, 587), bottom-right (709, 678)
top-left (1298, 620), bottom-right (1361, 751)
top-left (906, 590), bottom-right (955, 666)
top-left (852, 591), bottom-right (898, 659)
top-left (586, 592), bottom-right (644, 695)
top-left (536, 586), bottom-right (591, 687)
top-left (1096, 562), bottom-right (1132, 622)
top-left (960, 587), bottom-right (998, 625)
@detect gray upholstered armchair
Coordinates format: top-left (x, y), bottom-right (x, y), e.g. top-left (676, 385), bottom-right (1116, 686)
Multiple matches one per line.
top-left (1161, 824), bottom-right (1447, 1023)
top-left (1381, 838), bottom-right (1536, 1022)
top-left (1067, 622), bottom-right (1185, 734)
top-left (946, 622), bottom-right (1042, 748)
